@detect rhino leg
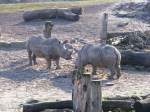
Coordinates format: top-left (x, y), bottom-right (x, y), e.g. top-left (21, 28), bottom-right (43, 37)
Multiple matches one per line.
top-left (28, 50), bottom-right (32, 66)
top-left (55, 58), bottom-right (61, 69)
top-left (92, 66), bottom-right (97, 75)
top-left (46, 58), bottom-right (51, 70)
top-left (32, 54), bottom-right (37, 65)
top-left (109, 66), bottom-right (116, 79)
top-left (116, 65), bottom-right (121, 79)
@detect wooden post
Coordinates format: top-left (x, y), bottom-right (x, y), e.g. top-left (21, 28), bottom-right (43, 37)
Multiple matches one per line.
top-left (100, 13), bottom-right (108, 44)
top-left (43, 21), bottom-right (53, 38)
top-left (90, 80), bottom-right (103, 112)
top-left (72, 70), bottom-right (91, 112)
top-left (72, 70), bottom-right (103, 112)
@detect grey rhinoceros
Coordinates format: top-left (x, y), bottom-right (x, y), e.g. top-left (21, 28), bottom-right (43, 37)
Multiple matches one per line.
top-left (75, 44), bottom-right (121, 79)
top-left (26, 35), bottom-right (73, 69)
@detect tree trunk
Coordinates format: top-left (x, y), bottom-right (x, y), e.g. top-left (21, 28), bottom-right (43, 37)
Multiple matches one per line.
top-left (121, 50), bottom-right (150, 67)
top-left (23, 8), bottom-right (82, 22)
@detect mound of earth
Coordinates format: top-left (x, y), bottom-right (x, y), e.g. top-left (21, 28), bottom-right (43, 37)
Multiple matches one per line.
top-left (106, 2), bottom-right (150, 51)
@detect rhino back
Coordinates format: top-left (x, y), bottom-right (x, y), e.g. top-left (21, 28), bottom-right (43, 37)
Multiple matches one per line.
top-left (79, 44), bottom-right (101, 65)
top-left (78, 44), bottom-right (120, 67)
top-left (101, 45), bottom-right (120, 67)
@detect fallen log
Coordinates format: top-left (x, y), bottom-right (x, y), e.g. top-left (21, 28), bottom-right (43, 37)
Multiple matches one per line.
top-left (57, 9), bottom-right (79, 21)
top-left (134, 98), bottom-right (150, 112)
top-left (23, 9), bottom-right (57, 21)
top-left (23, 7), bottom-right (82, 22)
top-left (102, 100), bottom-right (133, 111)
top-left (41, 109), bottom-right (73, 112)
top-left (121, 50), bottom-right (150, 67)
top-left (23, 100), bottom-right (73, 112)
top-left (23, 100), bottom-right (134, 112)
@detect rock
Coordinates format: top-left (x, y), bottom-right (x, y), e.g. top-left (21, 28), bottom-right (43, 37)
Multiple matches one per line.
top-left (115, 11), bottom-right (136, 18)
top-left (26, 99), bottom-right (40, 104)
top-left (117, 22), bottom-right (129, 27)
top-left (70, 39), bottom-right (77, 44)
top-left (115, 11), bottom-right (129, 17)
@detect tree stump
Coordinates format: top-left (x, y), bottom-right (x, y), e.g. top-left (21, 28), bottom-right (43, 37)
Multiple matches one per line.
top-left (43, 21), bottom-right (53, 38)
top-left (72, 71), bottom-right (91, 112)
top-left (72, 70), bottom-right (103, 112)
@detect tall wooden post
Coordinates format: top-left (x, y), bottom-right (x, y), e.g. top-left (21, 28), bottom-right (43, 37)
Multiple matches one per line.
top-left (72, 70), bottom-right (91, 112)
top-left (100, 13), bottom-right (108, 44)
top-left (90, 80), bottom-right (102, 112)
top-left (72, 70), bottom-right (103, 112)
top-left (43, 21), bottom-right (53, 38)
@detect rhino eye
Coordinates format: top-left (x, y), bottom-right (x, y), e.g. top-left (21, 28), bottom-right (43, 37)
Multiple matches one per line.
top-left (58, 41), bottom-right (61, 44)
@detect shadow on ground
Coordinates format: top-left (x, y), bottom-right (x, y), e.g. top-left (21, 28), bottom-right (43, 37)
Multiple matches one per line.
top-left (0, 41), bottom-right (26, 51)
top-left (0, 57), bottom-right (73, 93)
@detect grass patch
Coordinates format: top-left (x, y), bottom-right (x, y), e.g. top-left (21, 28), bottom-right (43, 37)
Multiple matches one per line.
top-left (0, 0), bottom-right (117, 13)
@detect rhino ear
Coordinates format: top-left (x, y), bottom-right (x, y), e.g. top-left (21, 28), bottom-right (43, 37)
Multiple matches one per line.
top-left (62, 40), bottom-right (69, 44)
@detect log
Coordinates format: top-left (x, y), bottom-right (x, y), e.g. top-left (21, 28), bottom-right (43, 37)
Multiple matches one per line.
top-left (134, 98), bottom-right (150, 112)
top-left (23, 100), bottom-right (73, 112)
top-left (23, 100), bottom-right (134, 112)
top-left (102, 100), bottom-right (133, 111)
top-left (23, 8), bottom-right (82, 22)
top-left (90, 80), bottom-right (103, 112)
top-left (43, 21), bottom-right (53, 38)
top-left (57, 9), bottom-right (79, 21)
top-left (121, 50), bottom-right (150, 67)
top-left (23, 9), bottom-right (57, 21)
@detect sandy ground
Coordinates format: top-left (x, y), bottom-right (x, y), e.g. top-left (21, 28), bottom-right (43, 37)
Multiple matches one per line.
top-left (0, 3), bottom-right (150, 112)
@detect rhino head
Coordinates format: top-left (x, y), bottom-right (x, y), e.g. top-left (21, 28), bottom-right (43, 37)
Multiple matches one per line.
top-left (58, 40), bottom-right (73, 60)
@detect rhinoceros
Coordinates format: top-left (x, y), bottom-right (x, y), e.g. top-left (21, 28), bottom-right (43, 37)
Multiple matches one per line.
top-left (75, 44), bottom-right (121, 79)
top-left (26, 36), bottom-right (73, 69)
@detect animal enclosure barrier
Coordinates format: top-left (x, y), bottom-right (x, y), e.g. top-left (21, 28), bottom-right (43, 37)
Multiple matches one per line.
top-left (72, 70), bottom-right (103, 112)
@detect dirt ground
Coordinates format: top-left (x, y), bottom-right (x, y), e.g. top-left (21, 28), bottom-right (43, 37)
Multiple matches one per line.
top-left (0, 2), bottom-right (150, 112)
